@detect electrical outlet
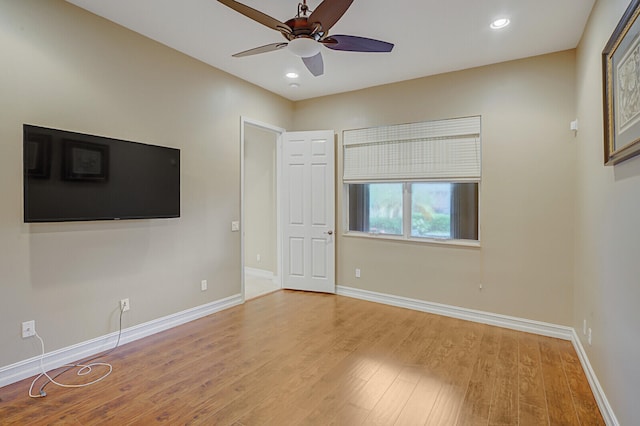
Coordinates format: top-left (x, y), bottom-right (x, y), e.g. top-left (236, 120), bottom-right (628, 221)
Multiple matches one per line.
top-left (588, 328), bottom-right (592, 345)
top-left (201, 279), bottom-right (208, 291)
top-left (22, 320), bottom-right (35, 338)
top-left (120, 298), bottom-right (130, 312)
top-left (257, 254), bottom-right (261, 262)
top-left (355, 268), bottom-right (361, 278)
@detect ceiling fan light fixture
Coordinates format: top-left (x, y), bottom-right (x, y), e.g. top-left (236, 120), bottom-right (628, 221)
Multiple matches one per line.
top-left (490, 18), bottom-right (510, 30)
top-left (288, 37), bottom-right (322, 58)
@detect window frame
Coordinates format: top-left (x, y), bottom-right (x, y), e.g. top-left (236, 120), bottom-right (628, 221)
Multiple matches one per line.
top-left (343, 180), bottom-right (481, 247)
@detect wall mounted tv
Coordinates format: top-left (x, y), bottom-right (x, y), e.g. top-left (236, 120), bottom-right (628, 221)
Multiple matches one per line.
top-left (24, 124), bottom-right (180, 223)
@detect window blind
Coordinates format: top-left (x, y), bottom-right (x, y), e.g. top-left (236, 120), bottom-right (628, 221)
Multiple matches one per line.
top-left (343, 116), bottom-right (481, 182)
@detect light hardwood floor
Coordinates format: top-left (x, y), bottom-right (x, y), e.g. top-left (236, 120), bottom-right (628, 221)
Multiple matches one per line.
top-left (0, 290), bottom-right (604, 425)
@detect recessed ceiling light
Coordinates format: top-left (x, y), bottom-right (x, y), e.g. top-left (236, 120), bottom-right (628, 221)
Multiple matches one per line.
top-left (289, 82), bottom-right (300, 88)
top-left (490, 18), bottom-right (510, 30)
top-left (286, 72), bottom-right (299, 79)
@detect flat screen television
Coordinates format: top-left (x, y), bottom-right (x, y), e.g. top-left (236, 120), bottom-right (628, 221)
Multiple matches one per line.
top-left (23, 124), bottom-right (180, 222)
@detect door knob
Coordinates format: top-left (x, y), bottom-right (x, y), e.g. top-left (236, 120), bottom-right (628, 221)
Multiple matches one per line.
top-left (325, 230), bottom-right (333, 235)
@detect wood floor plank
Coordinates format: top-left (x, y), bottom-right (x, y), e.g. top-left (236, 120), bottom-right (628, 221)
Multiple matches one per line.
top-left (363, 372), bottom-right (418, 425)
top-left (425, 320), bottom-right (484, 425)
top-left (0, 291), bottom-right (605, 425)
top-left (557, 340), bottom-right (605, 426)
top-left (299, 373), bottom-right (370, 424)
top-left (456, 325), bottom-right (503, 425)
top-left (488, 329), bottom-right (519, 425)
top-left (517, 333), bottom-right (548, 425)
top-left (539, 337), bottom-right (581, 426)
top-left (393, 371), bottom-right (441, 426)
top-left (328, 403), bottom-right (371, 426)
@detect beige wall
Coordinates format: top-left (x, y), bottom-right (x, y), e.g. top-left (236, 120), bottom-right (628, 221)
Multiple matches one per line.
top-left (0, 0), bottom-right (292, 367)
top-left (294, 51), bottom-right (577, 326)
top-left (575, 0), bottom-right (640, 423)
top-left (244, 125), bottom-right (277, 273)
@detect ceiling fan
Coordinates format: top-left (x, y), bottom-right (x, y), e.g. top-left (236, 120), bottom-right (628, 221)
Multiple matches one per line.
top-left (218, 0), bottom-right (394, 76)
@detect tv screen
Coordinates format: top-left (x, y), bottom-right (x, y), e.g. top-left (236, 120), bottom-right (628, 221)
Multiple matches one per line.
top-left (24, 124), bottom-right (180, 222)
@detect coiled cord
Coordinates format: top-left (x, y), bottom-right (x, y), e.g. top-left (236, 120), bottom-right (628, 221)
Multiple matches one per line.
top-left (28, 306), bottom-right (124, 398)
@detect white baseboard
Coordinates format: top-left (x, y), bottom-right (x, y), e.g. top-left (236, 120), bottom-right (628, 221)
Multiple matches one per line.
top-left (245, 267), bottom-right (279, 285)
top-left (336, 285), bottom-right (618, 425)
top-left (336, 285), bottom-right (573, 339)
top-left (0, 293), bottom-right (242, 388)
top-left (244, 267), bottom-right (274, 280)
top-left (570, 330), bottom-right (619, 426)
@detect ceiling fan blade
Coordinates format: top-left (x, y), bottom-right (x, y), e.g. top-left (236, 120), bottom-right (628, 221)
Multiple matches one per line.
top-left (302, 52), bottom-right (324, 76)
top-left (322, 35), bottom-right (394, 52)
top-left (308, 0), bottom-right (353, 32)
top-left (218, 0), bottom-right (292, 34)
top-left (232, 42), bottom-right (288, 57)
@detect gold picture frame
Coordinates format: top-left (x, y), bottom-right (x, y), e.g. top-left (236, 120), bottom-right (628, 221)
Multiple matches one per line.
top-left (603, 0), bottom-right (640, 165)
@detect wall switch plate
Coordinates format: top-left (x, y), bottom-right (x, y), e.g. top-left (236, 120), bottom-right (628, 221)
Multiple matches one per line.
top-left (201, 280), bottom-right (208, 291)
top-left (22, 320), bottom-right (35, 338)
top-left (231, 221), bottom-right (240, 232)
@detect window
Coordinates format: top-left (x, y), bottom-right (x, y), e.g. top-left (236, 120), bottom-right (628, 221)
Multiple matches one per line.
top-left (344, 116), bottom-right (481, 243)
top-left (347, 182), bottom-right (478, 241)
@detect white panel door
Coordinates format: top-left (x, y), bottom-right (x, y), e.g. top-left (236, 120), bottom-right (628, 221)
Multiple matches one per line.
top-left (282, 130), bottom-right (335, 293)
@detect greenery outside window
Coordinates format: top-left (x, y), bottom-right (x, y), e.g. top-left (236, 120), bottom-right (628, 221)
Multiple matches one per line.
top-left (347, 182), bottom-right (479, 241)
top-left (348, 183), bottom-right (403, 235)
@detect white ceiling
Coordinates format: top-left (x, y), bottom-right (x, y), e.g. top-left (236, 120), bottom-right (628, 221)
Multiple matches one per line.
top-left (65, 0), bottom-right (595, 101)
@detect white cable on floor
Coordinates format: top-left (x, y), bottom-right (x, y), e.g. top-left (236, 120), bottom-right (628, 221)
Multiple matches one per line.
top-left (28, 307), bottom-right (124, 398)
top-left (28, 332), bottom-right (113, 398)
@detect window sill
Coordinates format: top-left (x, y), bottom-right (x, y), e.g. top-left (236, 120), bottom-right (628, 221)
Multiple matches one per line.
top-left (342, 231), bottom-right (481, 248)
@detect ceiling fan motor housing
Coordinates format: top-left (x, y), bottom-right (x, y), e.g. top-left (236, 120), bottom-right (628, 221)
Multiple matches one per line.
top-left (284, 17), bottom-right (324, 41)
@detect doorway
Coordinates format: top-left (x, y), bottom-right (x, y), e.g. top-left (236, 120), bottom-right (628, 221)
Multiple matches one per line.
top-left (241, 118), bottom-right (336, 300)
top-left (241, 118), bottom-right (284, 300)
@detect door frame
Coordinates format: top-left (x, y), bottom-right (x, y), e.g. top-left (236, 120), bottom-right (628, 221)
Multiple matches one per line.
top-left (240, 117), bottom-right (285, 302)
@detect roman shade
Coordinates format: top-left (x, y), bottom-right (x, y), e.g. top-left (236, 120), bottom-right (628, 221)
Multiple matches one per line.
top-left (343, 116), bottom-right (481, 182)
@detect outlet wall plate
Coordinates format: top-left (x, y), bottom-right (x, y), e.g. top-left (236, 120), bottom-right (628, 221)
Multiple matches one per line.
top-left (22, 320), bottom-right (35, 338)
top-left (120, 298), bottom-right (130, 312)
